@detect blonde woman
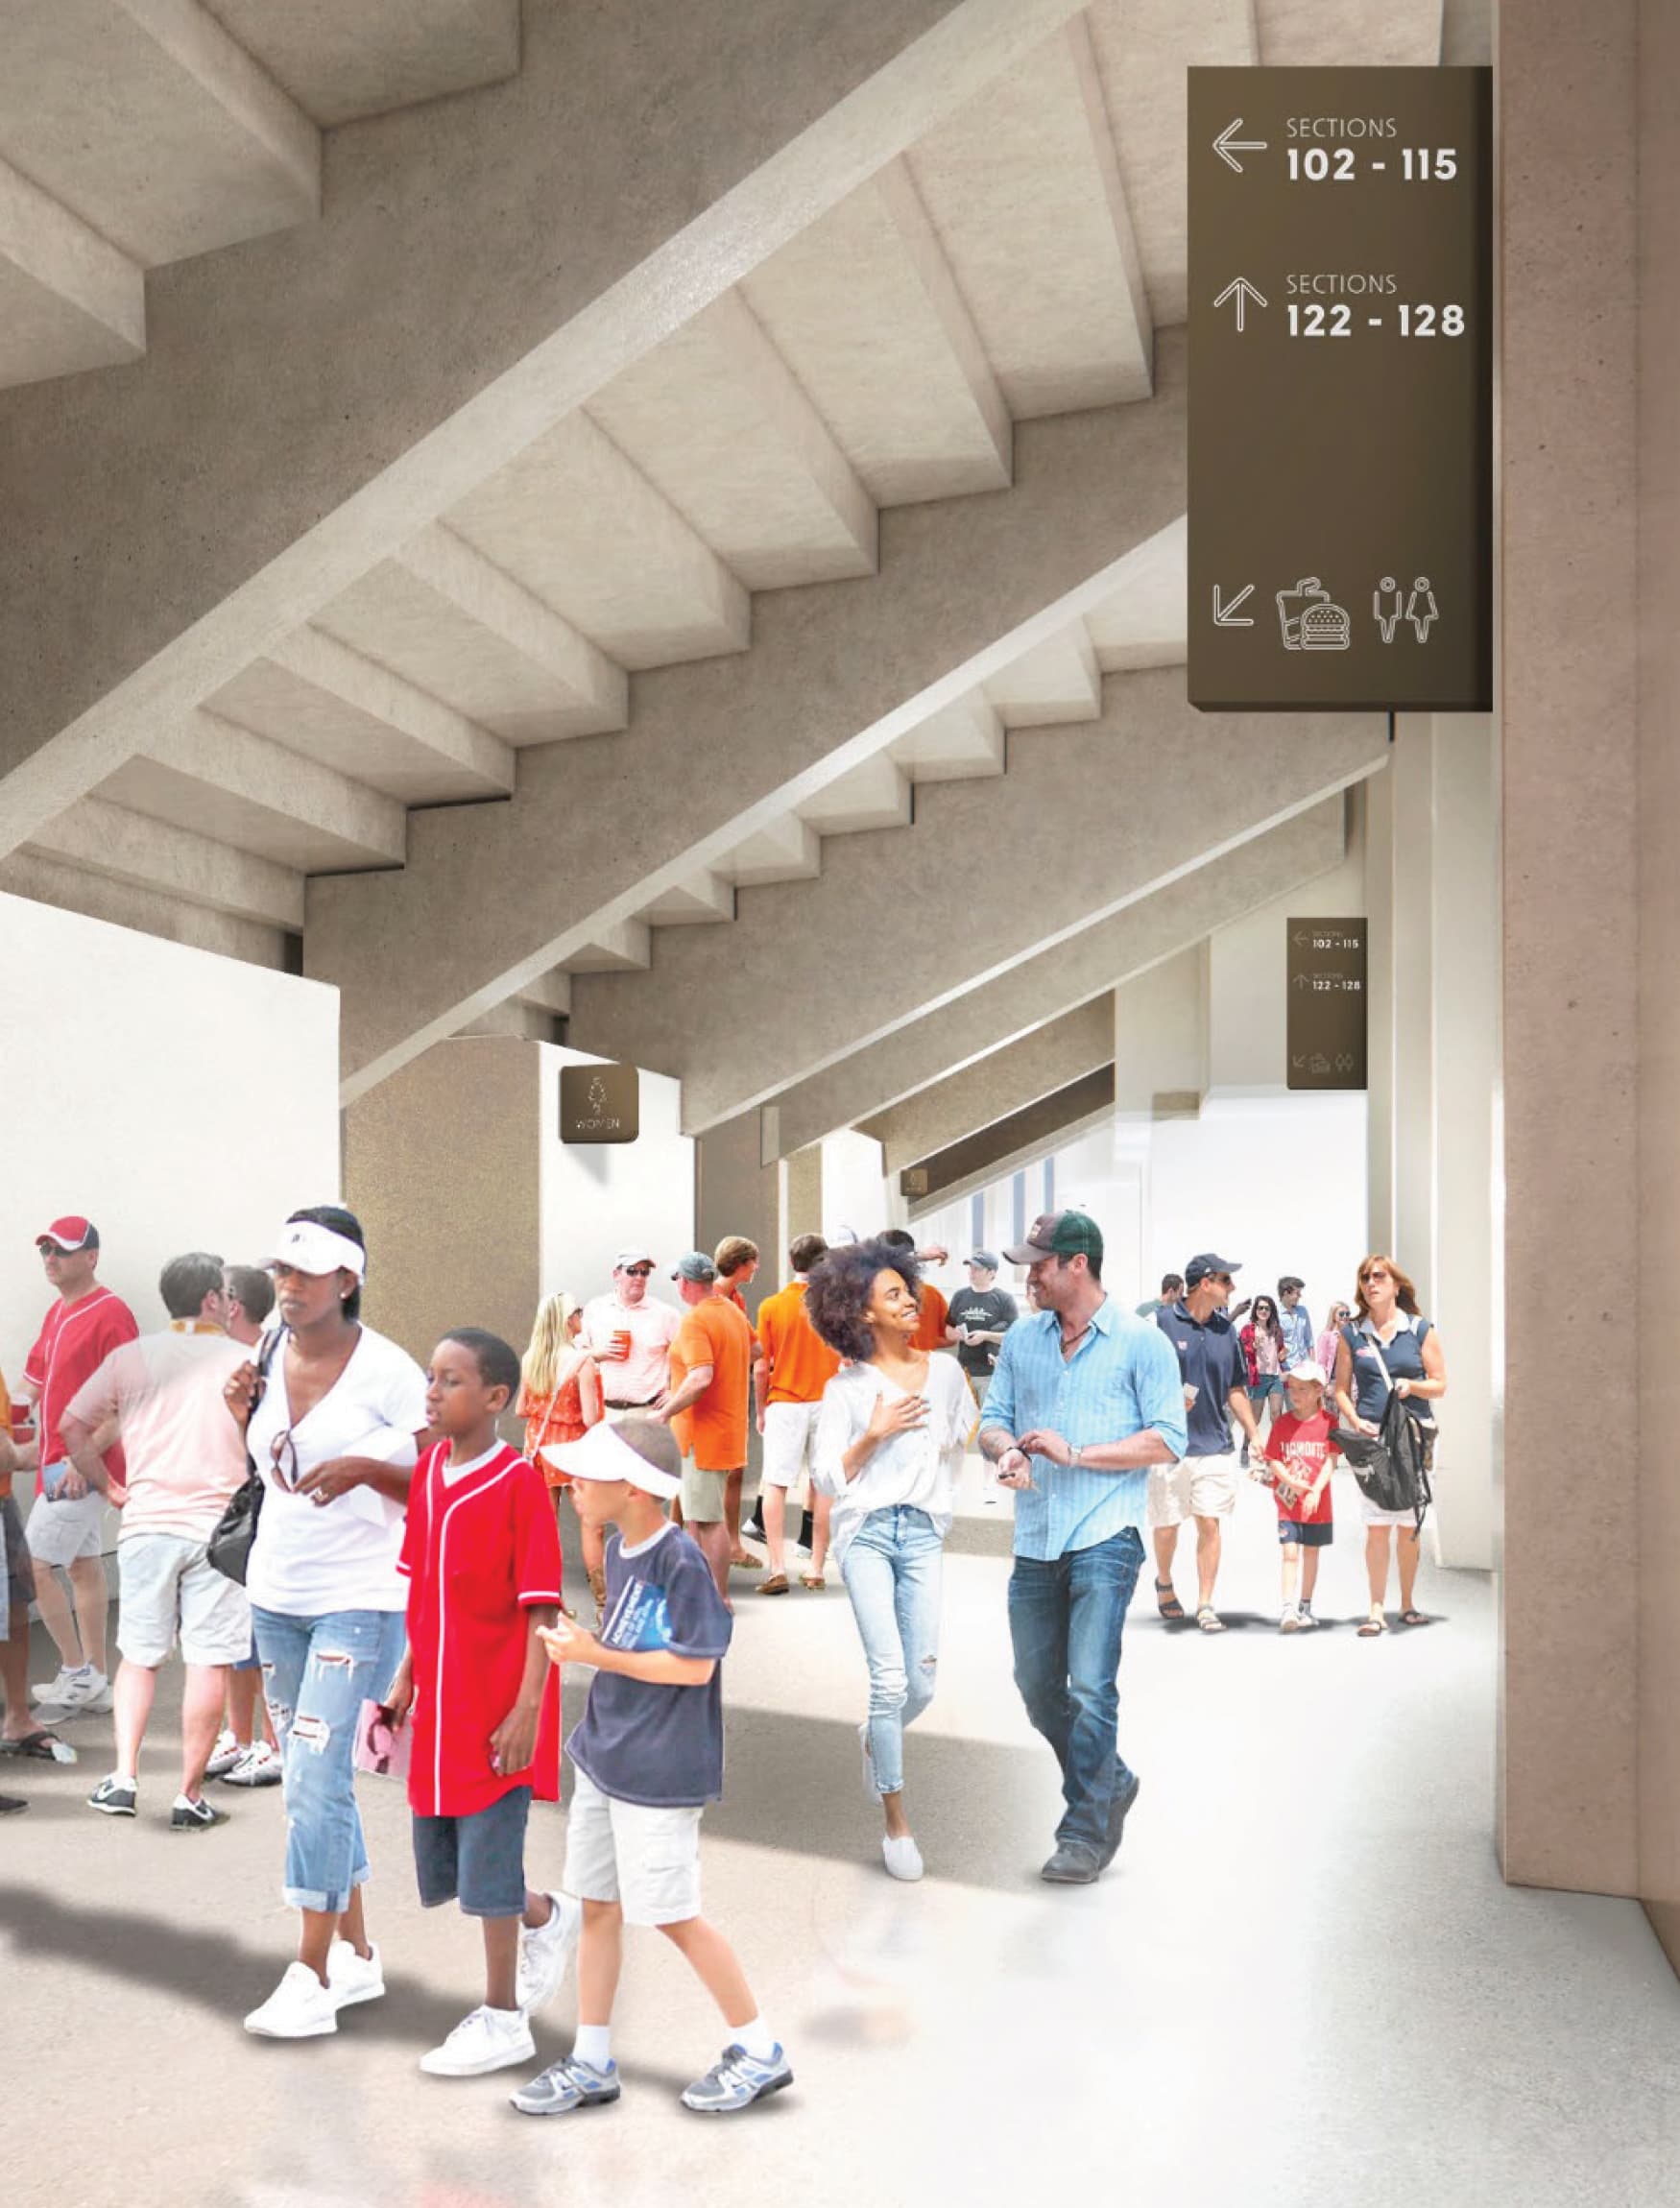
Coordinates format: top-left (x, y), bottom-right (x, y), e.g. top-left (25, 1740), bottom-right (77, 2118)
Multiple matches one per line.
top-left (518, 1294), bottom-right (606, 1613)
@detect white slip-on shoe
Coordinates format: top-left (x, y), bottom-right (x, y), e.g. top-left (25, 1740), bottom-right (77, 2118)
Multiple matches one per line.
top-left (881, 1834), bottom-right (924, 1882)
top-left (326, 1939), bottom-right (385, 2009)
top-left (244, 1962), bottom-right (338, 2038)
top-left (420, 2005), bottom-right (536, 2077)
top-left (516, 1892), bottom-right (582, 2015)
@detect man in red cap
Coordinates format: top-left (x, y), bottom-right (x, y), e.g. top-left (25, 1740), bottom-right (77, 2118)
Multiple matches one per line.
top-left (19, 1217), bottom-right (138, 1717)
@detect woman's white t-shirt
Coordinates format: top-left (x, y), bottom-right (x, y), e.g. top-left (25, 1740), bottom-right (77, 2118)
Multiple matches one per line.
top-left (813, 1354), bottom-right (975, 1569)
top-left (246, 1326), bottom-right (428, 1617)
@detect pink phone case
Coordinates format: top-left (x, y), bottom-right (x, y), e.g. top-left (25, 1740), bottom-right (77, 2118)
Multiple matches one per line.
top-left (353, 1698), bottom-right (412, 1781)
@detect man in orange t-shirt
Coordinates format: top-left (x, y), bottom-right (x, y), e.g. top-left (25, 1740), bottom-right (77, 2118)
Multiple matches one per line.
top-left (656, 1254), bottom-right (756, 1599)
top-left (712, 1236), bottom-right (769, 1571)
top-left (753, 1235), bottom-right (843, 1595)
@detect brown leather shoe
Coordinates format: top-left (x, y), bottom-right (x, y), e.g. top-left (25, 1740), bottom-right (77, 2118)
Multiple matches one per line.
top-left (756, 1573), bottom-right (790, 1596)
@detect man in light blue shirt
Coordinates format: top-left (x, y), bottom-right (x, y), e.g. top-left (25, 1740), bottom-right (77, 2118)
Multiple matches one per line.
top-left (978, 1211), bottom-right (1186, 1885)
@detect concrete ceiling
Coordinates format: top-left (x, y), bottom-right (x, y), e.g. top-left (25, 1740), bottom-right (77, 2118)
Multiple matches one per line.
top-left (0, 0), bottom-right (1445, 1061)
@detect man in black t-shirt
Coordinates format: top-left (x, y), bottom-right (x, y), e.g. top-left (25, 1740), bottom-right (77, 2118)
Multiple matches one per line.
top-left (944, 1252), bottom-right (1019, 1409)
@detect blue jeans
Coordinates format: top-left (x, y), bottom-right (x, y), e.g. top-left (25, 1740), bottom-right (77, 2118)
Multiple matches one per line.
top-left (1007, 1527), bottom-right (1145, 1854)
top-left (252, 1605), bottom-right (405, 1915)
top-left (839, 1506), bottom-right (944, 1797)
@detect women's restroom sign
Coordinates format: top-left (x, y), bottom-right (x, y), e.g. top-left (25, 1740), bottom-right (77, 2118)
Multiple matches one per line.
top-left (1188, 67), bottom-right (1492, 710)
top-left (560, 1061), bottom-right (638, 1143)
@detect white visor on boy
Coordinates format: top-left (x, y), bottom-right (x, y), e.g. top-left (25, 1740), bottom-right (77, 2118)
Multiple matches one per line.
top-left (1286, 1358), bottom-right (1329, 1388)
top-left (543, 1418), bottom-right (682, 1500)
top-left (265, 1220), bottom-right (368, 1280)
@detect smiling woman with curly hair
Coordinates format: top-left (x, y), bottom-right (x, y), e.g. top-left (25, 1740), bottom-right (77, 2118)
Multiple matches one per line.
top-left (806, 1239), bottom-right (973, 1885)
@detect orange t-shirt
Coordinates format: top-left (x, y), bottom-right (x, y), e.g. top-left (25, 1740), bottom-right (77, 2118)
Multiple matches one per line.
top-left (756, 1282), bottom-right (841, 1405)
top-left (670, 1297), bottom-right (755, 1472)
top-left (913, 1284), bottom-right (950, 1354)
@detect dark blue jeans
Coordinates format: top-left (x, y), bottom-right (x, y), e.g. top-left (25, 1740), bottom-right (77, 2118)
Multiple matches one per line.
top-left (1007, 1527), bottom-right (1145, 1854)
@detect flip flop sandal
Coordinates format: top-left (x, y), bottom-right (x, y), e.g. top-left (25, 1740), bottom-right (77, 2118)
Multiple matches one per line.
top-left (1155, 1579), bottom-right (1187, 1622)
top-left (1399, 1610), bottom-right (1432, 1627)
top-left (1196, 1607), bottom-right (1226, 1633)
top-left (731, 1552), bottom-right (764, 1572)
top-left (756, 1573), bottom-right (790, 1596)
top-left (800, 1573), bottom-right (827, 1591)
top-left (0, 1729), bottom-right (77, 1763)
top-left (1357, 1614), bottom-right (1388, 1637)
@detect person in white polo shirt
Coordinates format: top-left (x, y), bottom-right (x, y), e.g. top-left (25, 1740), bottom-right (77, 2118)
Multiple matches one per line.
top-left (582, 1252), bottom-right (681, 1418)
top-left (60, 1251), bottom-right (252, 1829)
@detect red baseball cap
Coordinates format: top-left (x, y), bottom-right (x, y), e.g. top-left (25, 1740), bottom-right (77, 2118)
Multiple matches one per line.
top-left (36, 1215), bottom-right (98, 1253)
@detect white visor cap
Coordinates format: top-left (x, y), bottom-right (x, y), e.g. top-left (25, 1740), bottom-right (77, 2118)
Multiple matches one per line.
top-left (266, 1219), bottom-right (367, 1280)
top-left (543, 1418), bottom-right (682, 1500)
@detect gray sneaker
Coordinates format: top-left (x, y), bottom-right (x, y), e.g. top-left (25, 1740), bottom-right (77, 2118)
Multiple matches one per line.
top-left (88, 1775), bottom-right (137, 1816)
top-left (1040, 1839), bottom-right (1102, 1884)
top-left (681, 2044), bottom-right (794, 2114)
top-left (170, 1794), bottom-right (228, 1832)
top-left (509, 2054), bottom-right (620, 2117)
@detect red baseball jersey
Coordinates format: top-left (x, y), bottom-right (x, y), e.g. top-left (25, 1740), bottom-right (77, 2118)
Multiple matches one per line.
top-left (25, 1285), bottom-right (139, 1494)
top-left (1263, 1409), bottom-right (1339, 1527)
top-left (397, 1441), bottom-right (564, 1817)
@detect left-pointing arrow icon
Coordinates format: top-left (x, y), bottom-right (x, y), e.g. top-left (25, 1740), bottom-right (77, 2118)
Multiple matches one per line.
top-left (1212, 118), bottom-right (1269, 172)
top-left (1212, 584), bottom-right (1255, 627)
top-left (1212, 276), bottom-right (1267, 332)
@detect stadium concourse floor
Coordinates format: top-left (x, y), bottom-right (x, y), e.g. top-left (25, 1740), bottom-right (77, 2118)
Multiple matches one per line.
top-left (6, 1460), bottom-right (1679, 2208)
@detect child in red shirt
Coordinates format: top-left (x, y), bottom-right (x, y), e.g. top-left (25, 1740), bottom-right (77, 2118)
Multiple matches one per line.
top-left (388, 1329), bottom-right (582, 2078)
top-left (1262, 1360), bottom-right (1340, 1633)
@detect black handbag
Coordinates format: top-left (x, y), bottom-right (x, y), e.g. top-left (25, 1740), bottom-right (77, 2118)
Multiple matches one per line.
top-left (207, 1328), bottom-right (286, 1585)
top-left (1332, 1331), bottom-right (1433, 1527)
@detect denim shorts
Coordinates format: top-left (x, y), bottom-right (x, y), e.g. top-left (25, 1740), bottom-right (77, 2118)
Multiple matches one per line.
top-left (414, 1785), bottom-right (532, 1918)
top-left (1275, 1518), bottom-right (1333, 1548)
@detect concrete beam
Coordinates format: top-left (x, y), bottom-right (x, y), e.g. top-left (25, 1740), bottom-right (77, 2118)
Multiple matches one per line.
top-left (25, 795), bottom-right (303, 928)
top-left (205, 0), bottom-right (522, 131)
top-left (861, 997), bottom-right (1115, 1172)
top-left (315, 364), bottom-right (1190, 1097)
top-left (746, 799), bottom-right (1348, 1157)
top-left (267, 630), bottom-right (516, 798)
top-left (0, 848), bottom-right (291, 970)
top-left (0, 0), bottom-right (1088, 836)
top-left (0, 155), bottom-right (145, 390)
top-left (567, 670), bottom-right (1387, 1132)
top-left (904, 1066), bottom-right (1117, 1217)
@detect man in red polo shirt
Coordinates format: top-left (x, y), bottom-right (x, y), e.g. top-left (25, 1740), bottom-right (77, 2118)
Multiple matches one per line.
top-left (22, 1216), bottom-right (138, 1716)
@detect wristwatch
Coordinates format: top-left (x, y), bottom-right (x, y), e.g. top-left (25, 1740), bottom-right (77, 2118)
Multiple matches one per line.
top-left (1071, 1442), bottom-right (1085, 1468)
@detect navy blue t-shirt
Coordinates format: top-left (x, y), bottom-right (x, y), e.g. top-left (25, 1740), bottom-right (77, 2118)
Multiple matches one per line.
top-left (1153, 1303), bottom-right (1246, 1457)
top-left (566, 1523), bottom-right (732, 1809)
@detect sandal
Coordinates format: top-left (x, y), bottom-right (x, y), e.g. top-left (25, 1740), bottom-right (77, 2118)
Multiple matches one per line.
top-left (800, 1572), bottom-right (826, 1591)
top-left (1195, 1606), bottom-right (1225, 1633)
top-left (0, 1728), bottom-right (76, 1764)
top-left (1358, 1612), bottom-right (1387, 1637)
top-left (731, 1550), bottom-right (764, 1572)
top-left (1155, 1579), bottom-right (1187, 1622)
top-left (1399, 1609), bottom-right (1432, 1627)
top-left (756, 1573), bottom-right (790, 1596)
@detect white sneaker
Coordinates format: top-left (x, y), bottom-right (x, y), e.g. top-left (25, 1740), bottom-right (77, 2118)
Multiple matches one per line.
top-left (223, 1740), bottom-right (282, 1788)
top-left (33, 1664), bottom-right (108, 1714)
top-left (420, 2005), bottom-right (536, 2077)
top-left (516, 1892), bottom-right (582, 2015)
top-left (881, 1834), bottom-right (924, 1882)
top-left (244, 1962), bottom-right (338, 2038)
top-left (326, 1939), bottom-right (385, 2009)
top-left (204, 1729), bottom-right (244, 1780)
top-left (1280, 1604), bottom-right (1302, 1633)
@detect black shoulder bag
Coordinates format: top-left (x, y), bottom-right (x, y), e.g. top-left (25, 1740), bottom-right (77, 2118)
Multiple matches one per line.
top-left (208, 1328), bottom-right (287, 1586)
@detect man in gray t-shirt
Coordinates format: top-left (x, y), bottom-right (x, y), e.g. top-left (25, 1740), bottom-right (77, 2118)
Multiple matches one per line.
top-left (944, 1253), bottom-right (1018, 1409)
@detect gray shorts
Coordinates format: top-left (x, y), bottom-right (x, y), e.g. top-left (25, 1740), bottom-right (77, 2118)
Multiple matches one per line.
top-left (1, 1495), bottom-right (32, 1639)
top-left (117, 1531), bottom-right (252, 1668)
top-left (413, 1785), bottom-right (532, 1918)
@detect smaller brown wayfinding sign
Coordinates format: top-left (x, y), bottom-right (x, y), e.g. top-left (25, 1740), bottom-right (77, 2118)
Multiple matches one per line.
top-left (1287, 919), bottom-right (1367, 1091)
top-left (561, 1061), bottom-right (639, 1144)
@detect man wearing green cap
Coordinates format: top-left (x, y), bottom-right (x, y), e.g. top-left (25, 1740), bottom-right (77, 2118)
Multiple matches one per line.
top-left (977, 1212), bottom-right (1187, 1885)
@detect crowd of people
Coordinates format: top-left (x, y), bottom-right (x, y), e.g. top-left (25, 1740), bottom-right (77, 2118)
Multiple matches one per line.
top-left (0, 1201), bottom-right (1447, 2121)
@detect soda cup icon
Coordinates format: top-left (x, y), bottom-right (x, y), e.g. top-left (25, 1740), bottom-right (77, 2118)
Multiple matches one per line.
top-left (1276, 578), bottom-right (1352, 652)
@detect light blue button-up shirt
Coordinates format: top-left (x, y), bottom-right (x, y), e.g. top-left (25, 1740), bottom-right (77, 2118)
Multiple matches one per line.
top-left (979, 1297), bottom-right (1188, 1561)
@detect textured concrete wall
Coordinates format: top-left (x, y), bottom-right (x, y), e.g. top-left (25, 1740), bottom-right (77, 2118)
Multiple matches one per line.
top-left (861, 996), bottom-right (1114, 1171)
top-left (908, 1065), bottom-right (1116, 1209)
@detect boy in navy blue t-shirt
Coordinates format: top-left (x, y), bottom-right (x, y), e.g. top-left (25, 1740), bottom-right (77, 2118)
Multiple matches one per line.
top-left (511, 1417), bottom-right (792, 2119)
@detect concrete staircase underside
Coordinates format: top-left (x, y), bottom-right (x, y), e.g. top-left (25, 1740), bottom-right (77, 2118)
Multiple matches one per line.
top-left (0, 0), bottom-right (1444, 1107)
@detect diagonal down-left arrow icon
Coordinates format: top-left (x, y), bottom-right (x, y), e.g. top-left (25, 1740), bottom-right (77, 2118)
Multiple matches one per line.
top-left (1212, 584), bottom-right (1255, 628)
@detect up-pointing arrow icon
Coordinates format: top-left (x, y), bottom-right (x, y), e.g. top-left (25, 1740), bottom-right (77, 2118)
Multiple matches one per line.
top-left (1212, 118), bottom-right (1268, 173)
top-left (1213, 277), bottom-right (1267, 332)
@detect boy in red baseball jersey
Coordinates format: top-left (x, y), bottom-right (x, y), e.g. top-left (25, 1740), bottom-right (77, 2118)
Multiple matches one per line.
top-left (1262, 1359), bottom-right (1339, 1633)
top-left (387, 1329), bottom-right (582, 2077)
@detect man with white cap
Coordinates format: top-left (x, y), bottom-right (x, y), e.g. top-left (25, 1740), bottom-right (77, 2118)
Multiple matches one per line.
top-left (21, 1214), bottom-right (138, 1717)
top-left (657, 1256), bottom-right (755, 1600)
top-left (583, 1253), bottom-right (681, 1419)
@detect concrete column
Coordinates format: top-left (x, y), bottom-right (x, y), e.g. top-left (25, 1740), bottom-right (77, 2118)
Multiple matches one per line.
top-left (782, 1145), bottom-right (824, 1267)
top-left (694, 1108), bottom-right (780, 1322)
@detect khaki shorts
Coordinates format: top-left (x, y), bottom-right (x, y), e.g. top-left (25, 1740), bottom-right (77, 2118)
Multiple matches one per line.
top-left (117, 1531), bottom-right (253, 1668)
top-left (25, 1484), bottom-right (107, 1567)
top-left (564, 1765), bottom-right (703, 1926)
top-left (1146, 1455), bottom-right (1240, 1527)
top-left (680, 1456), bottom-right (733, 1524)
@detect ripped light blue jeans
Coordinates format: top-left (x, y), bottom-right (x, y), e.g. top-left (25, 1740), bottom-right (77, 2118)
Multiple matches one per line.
top-left (839, 1506), bottom-right (944, 1798)
top-left (252, 1605), bottom-right (405, 1914)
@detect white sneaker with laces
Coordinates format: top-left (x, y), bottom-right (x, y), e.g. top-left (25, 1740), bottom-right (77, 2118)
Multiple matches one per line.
top-left (1280, 1604), bottom-right (1302, 1633)
top-left (33, 1664), bottom-right (107, 1713)
top-left (326, 1939), bottom-right (385, 2009)
top-left (204, 1729), bottom-right (244, 1780)
top-left (516, 1892), bottom-right (582, 2015)
top-left (420, 2005), bottom-right (536, 2077)
top-left (881, 1833), bottom-right (924, 1882)
top-left (223, 1740), bottom-right (282, 1788)
top-left (244, 1962), bottom-right (338, 2038)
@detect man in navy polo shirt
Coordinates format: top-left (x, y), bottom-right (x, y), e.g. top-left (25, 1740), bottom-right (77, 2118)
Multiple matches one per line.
top-left (1149, 1254), bottom-right (1261, 1634)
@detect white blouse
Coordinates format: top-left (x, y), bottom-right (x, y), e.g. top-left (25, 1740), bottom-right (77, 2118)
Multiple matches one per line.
top-left (812, 1355), bottom-right (975, 1568)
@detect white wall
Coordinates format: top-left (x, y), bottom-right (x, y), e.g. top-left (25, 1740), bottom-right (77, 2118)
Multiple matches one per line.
top-left (537, 1044), bottom-right (693, 1306)
top-left (819, 1129), bottom-right (888, 1245)
top-left (0, 891), bottom-right (340, 1393)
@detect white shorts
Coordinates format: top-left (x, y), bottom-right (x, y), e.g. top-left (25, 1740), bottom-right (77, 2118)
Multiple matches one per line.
top-left (25, 1485), bottom-right (107, 1567)
top-left (1358, 1493), bottom-right (1427, 1529)
top-left (564, 1765), bottom-right (703, 1927)
top-left (1146, 1455), bottom-right (1240, 1528)
top-left (117, 1531), bottom-right (253, 1668)
top-left (760, 1402), bottom-right (819, 1490)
